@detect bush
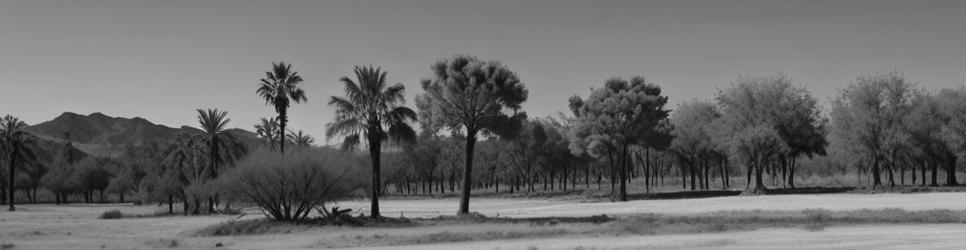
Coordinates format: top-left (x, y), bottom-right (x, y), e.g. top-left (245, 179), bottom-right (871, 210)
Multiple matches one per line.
top-left (100, 209), bottom-right (123, 219)
top-left (222, 148), bottom-right (361, 222)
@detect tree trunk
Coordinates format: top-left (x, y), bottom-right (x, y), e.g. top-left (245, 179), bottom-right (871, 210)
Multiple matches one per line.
top-left (871, 157), bottom-right (882, 188)
top-left (788, 157), bottom-right (796, 188)
top-left (753, 161), bottom-right (767, 193)
top-left (8, 155), bottom-right (16, 211)
top-left (278, 109), bottom-right (287, 155)
top-left (921, 163), bottom-right (927, 186)
top-left (931, 160), bottom-right (939, 186)
top-left (168, 194), bottom-right (174, 214)
top-left (368, 137), bottom-right (382, 218)
top-left (619, 144), bottom-right (628, 202)
top-left (946, 157), bottom-right (959, 186)
top-left (458, 130), bottom-right (477, 216)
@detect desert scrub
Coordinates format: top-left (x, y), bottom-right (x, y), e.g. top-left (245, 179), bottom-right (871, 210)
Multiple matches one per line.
top-left (99, 209), bottom-right (123, 219)
top-left (218, 148), bottom-right (363, 222)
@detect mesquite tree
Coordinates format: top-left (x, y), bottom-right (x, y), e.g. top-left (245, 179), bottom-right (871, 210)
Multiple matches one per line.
top-left (568, 76), bottom-right (670, 201)
top-left (417, 55), bottom-right (527, 215)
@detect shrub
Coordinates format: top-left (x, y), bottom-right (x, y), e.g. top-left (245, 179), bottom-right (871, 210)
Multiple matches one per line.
top-left (100, 209), bottom-right (123, 219)
top-left (222, 148), bottom-right (361, 222)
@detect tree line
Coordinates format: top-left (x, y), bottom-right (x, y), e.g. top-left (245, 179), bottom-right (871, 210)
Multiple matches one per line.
top-left (2, 55), bottom-right (965, 219)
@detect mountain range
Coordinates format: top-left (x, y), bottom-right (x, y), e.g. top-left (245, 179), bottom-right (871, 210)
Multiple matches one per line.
top-left (24, 112), bottom-right (259, 157)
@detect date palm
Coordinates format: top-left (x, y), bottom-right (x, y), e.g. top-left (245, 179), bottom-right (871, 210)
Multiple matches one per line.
top-left (257, 62), bottom-right (307, 154)
top-left (286, 130), bottom-right (314, 148)
top-left (193, 109), bottom-right (246, 214)
top-left (254, 117), bottom-right (280, 151)
top-left (1, 115), bottom-right (36, 211)
top-left (326, 65), bottom-right (416, 218)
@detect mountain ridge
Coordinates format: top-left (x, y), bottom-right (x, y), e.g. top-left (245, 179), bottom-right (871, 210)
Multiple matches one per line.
top-left (24, 112), bottom-right (259, 157)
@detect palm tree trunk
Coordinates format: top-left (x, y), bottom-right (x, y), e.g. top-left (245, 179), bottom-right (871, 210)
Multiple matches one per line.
top-left (278, 109), bottom-right (287, 155)
top-left (368, 137), bottom-right (382, 218)
top-left (8, 154), bottom-right (15, 211)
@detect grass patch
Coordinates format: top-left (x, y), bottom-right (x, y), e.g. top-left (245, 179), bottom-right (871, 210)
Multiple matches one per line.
top-left (99, 210), bottom-right (123, 219)
top-left (194, 216), bottom-right (415, 236)
top-left (199, 208), bottom-right (966, 248)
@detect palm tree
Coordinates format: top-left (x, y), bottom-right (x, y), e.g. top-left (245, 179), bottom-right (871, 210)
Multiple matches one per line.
top-left (193, 109), bottom-right (246, 214)
top-left (1, 115), bottom-right (36, 211)
top-left (257, 62), bottom-right (307, 154)
top-left (286, 130), bottom-right (314, 148)
top-left (254, 117), bottom-right (280, 151)
top-left (326, 65), bottom-right (417, 218)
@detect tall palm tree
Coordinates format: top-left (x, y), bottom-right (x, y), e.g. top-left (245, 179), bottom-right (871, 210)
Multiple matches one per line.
top-left (1, 115), bottom-right (36, 211)
top-left (257, 62), bottom-right (307, 154)
top-left (193, 109), bottom-right (246, 214)
top-left (326, 65), bottom-right (417, 218)
top-left (254, 117), bottom-right (280, 151)
top-left (286, 130), bottom-right (314, 148)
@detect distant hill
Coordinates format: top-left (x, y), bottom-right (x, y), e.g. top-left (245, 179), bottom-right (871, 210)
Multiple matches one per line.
top-left (25, 112), bottom-right (259, 157)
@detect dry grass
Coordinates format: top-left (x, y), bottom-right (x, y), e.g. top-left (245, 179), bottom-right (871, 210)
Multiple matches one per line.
top-left (194, 208), bottom-right (966, 248)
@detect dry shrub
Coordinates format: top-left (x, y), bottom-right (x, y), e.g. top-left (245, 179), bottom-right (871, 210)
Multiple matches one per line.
top-left (99, 209), bottom-right (123, 219)
top-left (223, 148), bottom-right (362, 222)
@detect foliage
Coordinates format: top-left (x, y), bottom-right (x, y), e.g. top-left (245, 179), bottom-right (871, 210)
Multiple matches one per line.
top-left (99, 209), bottom-right (123, 219)
top-left (716, 73), bottom-right (824, 192)
top-left (222, 148), bottom-right (361, 222)
top-left (258, 62), bottom-right (307, 154)
top-left (326, 65), bottom-right (417, 218)
top-left (568, 76), bottom-right (670, 200)
top-left (1, 115), bottom-right (37, 210)
top-left (286, 130), bottom-right (314, 148)
top-left (254, 117), bottom-right (281, 151)
top-left (829, 71), bottom-right (920, 187)
top-left (417, 55), bottom-right (528, 215)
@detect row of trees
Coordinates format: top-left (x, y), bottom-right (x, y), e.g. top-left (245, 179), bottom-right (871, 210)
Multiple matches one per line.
top-left (3, 55), bottom-right (965, 219)
top-left (830, 72), bottom-right (966, 188)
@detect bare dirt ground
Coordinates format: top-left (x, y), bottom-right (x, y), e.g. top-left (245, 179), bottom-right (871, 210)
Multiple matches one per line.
top-left (2, 192), bottom-right (966, 249)
top-left (336, 192), bottom-right (966, 218)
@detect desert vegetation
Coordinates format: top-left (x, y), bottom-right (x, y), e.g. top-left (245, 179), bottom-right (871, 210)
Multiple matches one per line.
top-left (2, 57), bottom-right (966, 249)
top-left (1, 58), bottom-right (966, 215)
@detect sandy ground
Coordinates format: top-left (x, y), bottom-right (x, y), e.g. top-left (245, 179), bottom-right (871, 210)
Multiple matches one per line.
top-left (335, 192), bottom-right (966, 218)
top-left (2, 192), bottom-right (966, 249)
top-left (355, 224), bottom-right (966, 250)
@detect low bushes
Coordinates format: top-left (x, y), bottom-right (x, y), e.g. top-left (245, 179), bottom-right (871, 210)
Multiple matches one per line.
top-left (221, 148), bottom-right (362, 222)
top-left (99, 209), bottom-right (123, 219)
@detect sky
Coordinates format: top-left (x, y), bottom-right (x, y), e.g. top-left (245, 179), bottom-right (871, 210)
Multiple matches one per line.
top-left (2, 0), bottom-right (964, 145)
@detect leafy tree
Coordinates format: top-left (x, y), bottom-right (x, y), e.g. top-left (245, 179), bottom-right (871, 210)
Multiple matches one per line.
top-left (286, 130), bottom-right (314, 148)
top-left (72, 157), bottom-right (114, 203)
top-left (1, 115), bottom-right (37, 211)
top-left (773, 87), bottom-right (827, 188)
top-left (669, 100), bottom-right (725, 190)
top-left (717, 74), bottom-right (797, 193)
top-left (568, 76), bottom-right (670, 201)
top-left (254, 117), bottom-right (281, 151)
top-left (107, 169), bottom-right (137, 203)
top-left (258, 62), bottom-right (307, 154)
top-left (829, 72), bottom-right (917, 188)
top-left (904, 92), bottom-right (950, 186)
top-left (937, 87), bottom-right (966, 185)
top-left (326, 65), bottom-right (416, 218)
top-left (417, 55), bottom-right (528, 215)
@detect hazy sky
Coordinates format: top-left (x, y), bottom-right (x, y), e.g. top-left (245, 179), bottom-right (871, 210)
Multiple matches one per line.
top-left (2, 0), bottom-right (964, 144)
